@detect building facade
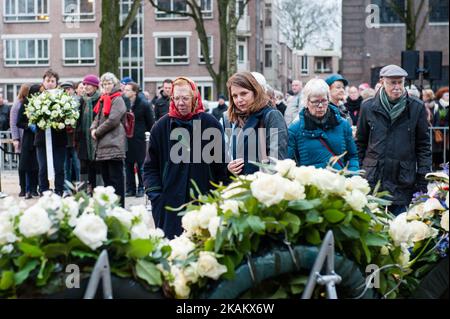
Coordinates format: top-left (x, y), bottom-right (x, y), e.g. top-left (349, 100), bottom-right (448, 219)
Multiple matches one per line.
top-left (341, 0), bottom-right (449, 89)
top-left (292, 49), bottom-right (341, 84)
top-left (0, 0), bottom-right (275, 104)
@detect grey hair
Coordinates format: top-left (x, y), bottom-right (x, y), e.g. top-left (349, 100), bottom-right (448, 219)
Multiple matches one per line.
top-left (301, 78), bottom-right (330, 107)
top-left (100, 72), bottom-right (119, 85)
top-left (266, 84), bottom-right (275, 98)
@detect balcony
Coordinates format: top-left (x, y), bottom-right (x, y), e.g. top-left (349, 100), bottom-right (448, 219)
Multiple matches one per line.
top-left (237, 15), bottom-right (251, 35)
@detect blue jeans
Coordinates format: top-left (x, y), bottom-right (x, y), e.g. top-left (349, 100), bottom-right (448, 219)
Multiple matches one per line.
top-left (64, 147), bottom-right (80, 191)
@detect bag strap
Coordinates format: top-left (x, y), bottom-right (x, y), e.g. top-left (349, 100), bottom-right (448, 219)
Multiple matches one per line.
top-left (318, 137), bottom-right (345, 168)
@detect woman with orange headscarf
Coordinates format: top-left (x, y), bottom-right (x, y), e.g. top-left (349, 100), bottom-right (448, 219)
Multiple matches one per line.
top-left (143, 77), bottom-right (228, 238)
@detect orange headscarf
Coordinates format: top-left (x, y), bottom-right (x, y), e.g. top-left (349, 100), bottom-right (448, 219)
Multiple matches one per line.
top-left (168, 76), bottom-right (205, 120)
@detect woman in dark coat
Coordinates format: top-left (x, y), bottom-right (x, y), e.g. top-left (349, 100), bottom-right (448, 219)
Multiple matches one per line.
top-left (16, 84), bottom-right (40, 198)
top-left (144, 77), bottom-right (228, 239)
top-left (123, 82), bottom-right (155, 197)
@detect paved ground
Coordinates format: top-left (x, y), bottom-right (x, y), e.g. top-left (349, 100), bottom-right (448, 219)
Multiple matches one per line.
top-left (0, 170), bottom-right (155, 227)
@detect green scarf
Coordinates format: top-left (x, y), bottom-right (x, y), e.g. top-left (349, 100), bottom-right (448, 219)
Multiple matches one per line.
top-left (82, 91), bottom-right (100, 161)
top-left (380, 88), bottom-right (408, 123)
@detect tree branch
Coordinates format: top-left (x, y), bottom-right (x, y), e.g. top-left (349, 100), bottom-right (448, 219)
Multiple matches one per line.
top-left (147, 0), bottom-right (195, 18)
top-left (387, 0), bottom-right (407, 23)
top-left (119, 0), bottom-right (142, 39)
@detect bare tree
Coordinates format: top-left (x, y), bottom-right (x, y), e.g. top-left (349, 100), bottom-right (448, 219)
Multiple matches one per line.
top-left (387, 0), bottom-right (429, 50)
top-left (148, 0), bottom-right (249, 96)
top-left (282, 0), bottom-right (339, 51)
top-left (99, 0), bottom-right (141, 76)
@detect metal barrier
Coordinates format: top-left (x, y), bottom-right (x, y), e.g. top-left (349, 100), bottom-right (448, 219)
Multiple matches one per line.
top-left (429, 126), bottom-right (449, 165)
top-left (0, 131), bottom-right (19, 172)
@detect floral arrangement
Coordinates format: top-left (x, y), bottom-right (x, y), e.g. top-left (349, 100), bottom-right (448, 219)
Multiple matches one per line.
top-left (24, 89), bottom-right (80, 130)
top-left (0, 187), bottom-right (169, 298)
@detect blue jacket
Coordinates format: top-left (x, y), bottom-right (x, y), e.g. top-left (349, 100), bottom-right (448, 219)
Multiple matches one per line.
top-left (288, 106), bottom-right (359, 171)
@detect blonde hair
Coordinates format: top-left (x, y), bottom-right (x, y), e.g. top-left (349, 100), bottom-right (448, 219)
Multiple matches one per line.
top-left (227, 72), bottom-right (269, 123)
top-left (422, 89), bottom-right (435, 101)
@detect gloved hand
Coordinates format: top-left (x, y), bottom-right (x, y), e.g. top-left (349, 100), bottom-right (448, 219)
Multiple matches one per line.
top-left (415, 174), bottom-right (428, 193)
top-left (29, 124), bottom-right (37, 133)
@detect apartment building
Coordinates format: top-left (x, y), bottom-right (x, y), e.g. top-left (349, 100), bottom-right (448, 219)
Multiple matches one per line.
top-left (0, 0), bottom-right (269, 104)
top-left (341, 0), bottom-right (449, 88)
top-left (292, 49), bottom-right (341, 83)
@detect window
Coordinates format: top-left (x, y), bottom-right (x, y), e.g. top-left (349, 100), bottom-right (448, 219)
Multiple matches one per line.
top-left (63, 0), bottom-right (95, 21)
top-left (4, 38), bottom-right (49, 66)
top-left (315, 57), bottom-right (332, 73)
top-left (197, 83), bottom-right (213, 101)
top-left (155, 36), bottom-right (189, 64)
top-left (238, 44), bottom-right (245, 63)
top-left (373, 0), bottom-right (405, 24)
top-left (429, 0), bottom-right (449, 23)
top-left (200, 0), bottom-right (213, 18)
top-left (63, 37), bottom-right (95, 65)
top-left (265, 3), bottom-right (272, 27)
top-left (265, 44), bottom-right (272, 68)
top-left (4, 84), bottom-right (22, 104)
top-left (198, 36), bottom-right (213, 64)
top-left (4, 0), bottom-right (49, 22)
top-left (301, 55), bottom-right (309, 75)
top-left (156, 0), bottom-right (188, 19)
top-left (236, 0), bottom-right (246, 16)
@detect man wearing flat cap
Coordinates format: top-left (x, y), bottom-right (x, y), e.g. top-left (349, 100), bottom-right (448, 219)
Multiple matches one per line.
top-left (356, 64), bottom-right (431, 215)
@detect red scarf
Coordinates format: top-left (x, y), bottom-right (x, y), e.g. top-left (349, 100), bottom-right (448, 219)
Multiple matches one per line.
top-left (93, 91), bottom-right (122, 116)
top-left (168, 76), bottom-right (205, 120)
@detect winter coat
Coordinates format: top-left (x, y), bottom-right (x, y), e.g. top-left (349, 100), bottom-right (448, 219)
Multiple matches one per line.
top-left (126, 93), bottom-right (155, 163)
top-left (143, 112), bottom-right (229, 239)
top-left (91, 88), bottom-right (127, 161)
top-left (76, 93), bottom-right (100, 161)
top-left (16, 102), bottom-right (38, 172)
top-left (345, 96), bottom-right (363, 125)
top-left (356, 92), bottom-right (431, 205)
top-left (154, 92), bottom-right (170, 121)
top-left (229, 106), bottom-right (288, 175)
top-left (288, 105), bottom-right (359, 171)
top-left (284, 94), bottom-right (301, 126)
top-left (212, 103), bottom-right (228, 123)
top-left (0, 103), bottom-right (11, 131)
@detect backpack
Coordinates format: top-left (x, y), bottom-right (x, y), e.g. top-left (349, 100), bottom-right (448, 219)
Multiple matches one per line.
top-left (124, 111), bottom-right (135, 138)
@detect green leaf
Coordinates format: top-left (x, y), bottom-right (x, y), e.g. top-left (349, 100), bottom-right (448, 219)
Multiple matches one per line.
top-left (247, 215), bottom-right (265, 234)
top-left (305, 228), bottom-right (321, 245)
top-left (127, 239), bottom-right (155, 259)
top-left (106, 217), bottom-right (129, 242)
top-left (339, 224), bottom-right (360, 239)
top-left (220, 255), bottom-right (236, 280)
top-left (70, 250), bottom-right (98, 259)
top-left (353, 210), bottom-right (371, 222)
top-left (42, 243), bottom-right (70, 258)
top-left (360, 239), bottom-right (372, 264)
top-left (204, 238), bottom-right (214, 252)
top-left (0, 271), bottom-right (14, 290)
top-left (14, 259), bottom-right (39, 285)
top-left (365, 233), bottom-right (390, 247)
top-left (13, 255), bottom-right (29, 268)
top-left (281, 212), bottom-right (301, 235)
top-left (322, 209), bottom-right (346, 223)
top-left (36, 262), bottom-right (55, 287)
top-left (214, 227), bottom-right (225, 253)
top-left (288, 199), bottom-right (321, 211)
top-left (269, 286), bottom-right (288, 299)
top-left (306, 210), bottom-right (323, 224)
top-left (18, 242), bottom-right (44, 258)
top-left (135, 260), bottom-right (162, 286)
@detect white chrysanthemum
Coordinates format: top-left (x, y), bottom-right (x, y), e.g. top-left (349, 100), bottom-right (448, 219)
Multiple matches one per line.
top-left (169, 235), bottom-right (196, 261)
top-left (73, 213), bottom-right (107, 250)
top-left (18, 206), bottom-right (52, 238)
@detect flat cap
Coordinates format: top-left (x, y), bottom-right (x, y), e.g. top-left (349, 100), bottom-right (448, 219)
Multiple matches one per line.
top-left (60, 81), bottom-right (74, 89)
top-left (380, 64), bottom-right (408, 77)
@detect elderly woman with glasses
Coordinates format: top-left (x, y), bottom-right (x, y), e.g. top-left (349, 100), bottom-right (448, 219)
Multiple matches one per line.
top-left (143, 76), bottom-right (228, 239)
top-left (288, 78), bottom-right (359, 171)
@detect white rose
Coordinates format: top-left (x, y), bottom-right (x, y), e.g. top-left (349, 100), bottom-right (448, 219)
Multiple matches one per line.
top-left (389, 213), bottom-right (412, 246)
top-left (407, 203), bottom-right (430, 220)
top-left (312, 169), bottom-right (346, 195)
top-left (149, 228), bottom-right (165, 239)
top-left (170, 265), bottom-right (191, 299)
top-left (19, 206), bottom-right (52, 238)
top-left (38, 191), bottom-right (62, 212)
top-left (345, 176), bottom-right (371, 195)
top-left (73, 213), bottom-right (107, 250)
top-left (291, 165), bottom-right (316, 185)
top-left (408, 220), bottom-right (437, 242)
top-left (220, 200), bottom-right (240, 216)
top-left (107, 207), bottom-right (133, 229)
top-left (181, 210), bottom-right (201, 235)
top-left (93, 186), bottom-right (119, 206)
top-left (169, 235), bottom-right (195, 260)
top-left (130, 205), bottom-right (151, 227)
top-left (130, 222), bottom-right (150, 240)
top-left (208, 216), bottom-right (222, 238)
top-left (0, 214), bottom-right (17, 245)
top-left (183, 262), bottom-right (199, 284)
top-left (196, 251), bottom-right (227, 280)
top-left (423, 197), bottom-right (446, 214)
top-left (250, 173), bottom-right (288, 206)
top-left (58, 123), bottom-right (65, 130)
top-left (60, 197), bottom-right (79, 227)
top-left (274, 159), bottom-right (297, 178)
top-left (344, 190), bottom-right (368, 212)
top-left (197, 204), bottom-right (218, 229)
top-left (283, 180), bottom-right (306, 201)
top-left (441, 211), bottom-right (449, 232)
top-left (399, 243), bottom-right (411, 268)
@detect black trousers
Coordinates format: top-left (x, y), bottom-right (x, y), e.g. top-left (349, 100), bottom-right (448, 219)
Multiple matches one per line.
top-left (125, 160), bottom-right (144, 192)
top-left (99, 160), bottom-right (125, 208)
top-left (36, 145), bottom-right (66, 195)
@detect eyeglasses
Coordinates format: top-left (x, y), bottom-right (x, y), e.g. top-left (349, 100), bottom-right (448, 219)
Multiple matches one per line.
top-left (308, 99), bottom-right (329, 108)
top-left (172, 96), bottom-right (192, 103)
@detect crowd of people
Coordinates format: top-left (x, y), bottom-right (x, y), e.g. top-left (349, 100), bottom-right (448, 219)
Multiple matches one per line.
top-left (1, 65), bottom-right (449, 238)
